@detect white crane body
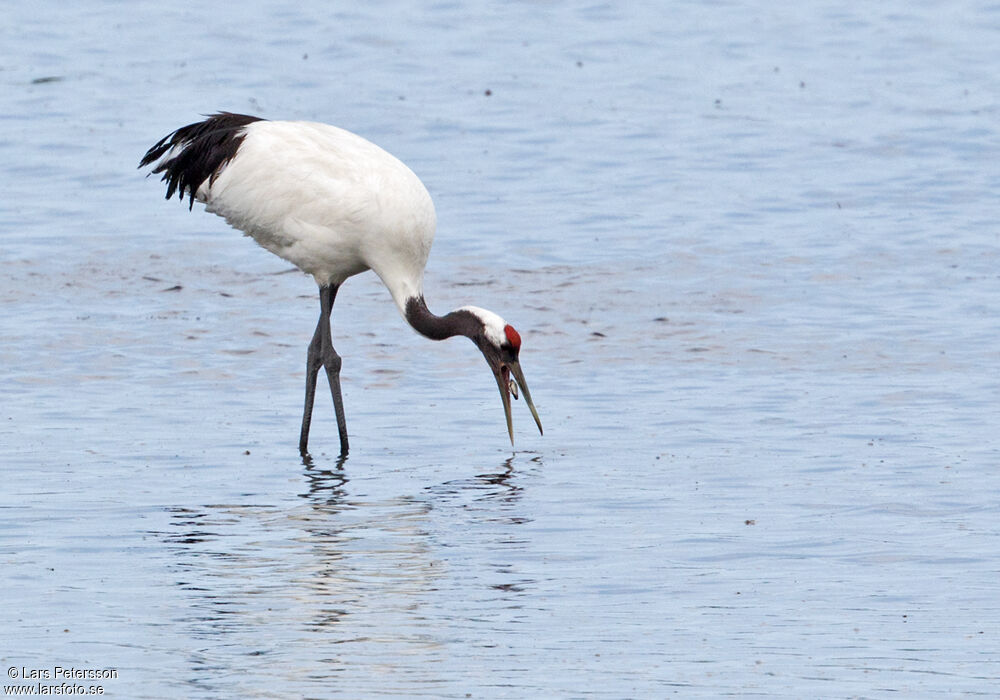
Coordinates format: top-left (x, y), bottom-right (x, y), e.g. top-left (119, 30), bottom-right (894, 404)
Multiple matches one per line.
top-left (200, 120), bottom-right (435, 315)
top-left (140, 113), bottom-right (541, 455)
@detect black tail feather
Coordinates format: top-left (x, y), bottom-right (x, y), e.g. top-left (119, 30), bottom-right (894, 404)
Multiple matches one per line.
top-left (139, 112), bottom-right (265, 209)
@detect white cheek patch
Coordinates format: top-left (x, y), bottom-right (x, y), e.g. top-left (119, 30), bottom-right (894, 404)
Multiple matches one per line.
top-left (458, 305), bottom-right (507, 347)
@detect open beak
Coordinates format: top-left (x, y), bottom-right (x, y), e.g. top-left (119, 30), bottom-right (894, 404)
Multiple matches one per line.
top-left (491, 359), bottom-right (543, 445)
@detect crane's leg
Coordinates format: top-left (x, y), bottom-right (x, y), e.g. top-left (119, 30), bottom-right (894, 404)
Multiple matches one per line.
top-left (299, 284), bottom-right (349, 457)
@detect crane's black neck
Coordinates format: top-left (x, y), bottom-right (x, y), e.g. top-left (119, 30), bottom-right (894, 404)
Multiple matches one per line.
top-left (405, 296), bottom-right (480, 341)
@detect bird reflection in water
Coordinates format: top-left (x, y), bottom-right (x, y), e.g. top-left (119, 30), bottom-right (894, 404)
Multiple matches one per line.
top-left (421, 454), bottom-right (542, 596)
top-left (155, 452), bottom-right (540, 692)
top-left (157, 458), bottom-right (439, 634)
top-left (299, 450), bottom-right (349, 507)
top-left (428, 454), bottom-right (540, 511)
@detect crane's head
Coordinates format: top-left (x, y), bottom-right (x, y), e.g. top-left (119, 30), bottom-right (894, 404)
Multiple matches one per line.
top-left (460, 306), bottom-right (543, 444)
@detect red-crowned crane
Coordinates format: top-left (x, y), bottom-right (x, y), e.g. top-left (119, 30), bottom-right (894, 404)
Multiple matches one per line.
top-left (139, 112), bottom-right (542, 457)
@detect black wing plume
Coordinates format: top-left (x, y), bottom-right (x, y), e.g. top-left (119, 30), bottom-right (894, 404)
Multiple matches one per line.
top-left (139, 112), bottom-right (265, 209)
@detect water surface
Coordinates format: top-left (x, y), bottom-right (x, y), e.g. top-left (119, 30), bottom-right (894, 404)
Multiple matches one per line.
top-left (2, 1), bottom-right (999, 696)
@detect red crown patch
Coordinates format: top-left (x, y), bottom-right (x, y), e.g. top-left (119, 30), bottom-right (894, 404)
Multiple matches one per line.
top-left (504, 324), bottom-right (521, 350)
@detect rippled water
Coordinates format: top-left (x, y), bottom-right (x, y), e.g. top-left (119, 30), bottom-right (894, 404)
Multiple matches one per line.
top-left (3, 1), bottom-right (1000, 697)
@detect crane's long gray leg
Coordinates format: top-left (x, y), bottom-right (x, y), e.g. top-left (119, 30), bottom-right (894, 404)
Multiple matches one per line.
top-left (299, 284), bottom-right (349, 456)
top-left (299, 313), bottom-right (324, 455)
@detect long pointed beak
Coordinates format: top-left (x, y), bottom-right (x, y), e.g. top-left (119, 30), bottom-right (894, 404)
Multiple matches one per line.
top-left (508, 361), bottom-right (543, 437)
top-left (491, 359), bottom-right (543, 445)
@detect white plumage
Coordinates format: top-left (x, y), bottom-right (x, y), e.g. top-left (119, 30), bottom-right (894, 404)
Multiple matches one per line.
top-left (204, 121), bottom-right (434, 314)
top-left (140, 113), bottom-right (542, 456)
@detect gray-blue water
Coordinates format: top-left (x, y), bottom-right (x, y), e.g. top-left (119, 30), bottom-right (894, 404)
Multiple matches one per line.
top-left (3, 1), bottom-right (999, 697)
